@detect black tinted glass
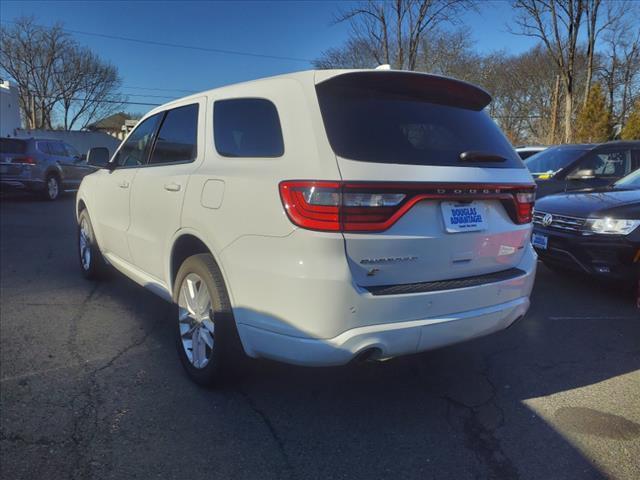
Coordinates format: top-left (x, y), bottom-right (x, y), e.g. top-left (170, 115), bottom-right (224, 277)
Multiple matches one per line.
top-left (525, 147), bottom-right (586, 175)
top-left (117, 114), bottom-right (161, 167)
top-left (214, 99), bottom-right (284, 157)
top-left (316, 78), bottom-right (523, 168)
top-left (0, 139), bottom-right (27, 153)
top-left (48, 142), bottom-right (67, 156)
top-left (64, 143), bottom-right (80, 157)
top-left (149, 104), bottom-right (199, 164)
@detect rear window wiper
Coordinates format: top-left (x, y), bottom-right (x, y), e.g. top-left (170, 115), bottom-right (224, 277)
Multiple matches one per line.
top-left (459, 151), bottom-right (507, 163)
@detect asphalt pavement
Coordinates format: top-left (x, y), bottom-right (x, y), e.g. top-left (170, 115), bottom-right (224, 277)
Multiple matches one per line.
top-left (1, 192), bottom-right (639, 480)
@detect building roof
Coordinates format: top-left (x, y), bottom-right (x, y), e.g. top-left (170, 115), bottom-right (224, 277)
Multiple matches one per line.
top-left (86, 112), bottom-right (131, 130)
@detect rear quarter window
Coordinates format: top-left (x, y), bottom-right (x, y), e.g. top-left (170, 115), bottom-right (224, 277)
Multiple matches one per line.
top-left (214, 98), bottom-right (284, 157)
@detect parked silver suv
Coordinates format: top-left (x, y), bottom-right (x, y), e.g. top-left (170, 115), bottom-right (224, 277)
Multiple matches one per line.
top-left (0, 138), bottom-right (96, 200)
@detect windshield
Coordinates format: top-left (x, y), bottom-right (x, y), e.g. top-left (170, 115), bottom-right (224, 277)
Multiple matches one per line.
top-left (525, 147), bottom-right (586, 175)
top-left (614, 168), bottom-right (640, 188)
top-left (316, 73), bottom-right (524, 168)
top-left (0, 139), bottom-right (27, 154)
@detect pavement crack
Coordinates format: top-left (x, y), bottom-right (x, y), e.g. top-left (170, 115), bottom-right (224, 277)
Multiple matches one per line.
top-left (0, 432), bottom-right (68, 447)
top-left (63, 283), bottom-right (166, 480)
top-left (439, 366), bottom-right (518, 480)
top-left (235, 387), bottom-right (295, 480)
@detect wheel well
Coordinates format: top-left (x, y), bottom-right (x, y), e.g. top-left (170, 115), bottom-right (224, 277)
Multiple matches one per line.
top-left (77, 200), bottom-right (87, 217)
top-left (45, 169), bottom-right (61, 180)
top-left (170, 235), bottom-right (212, 290)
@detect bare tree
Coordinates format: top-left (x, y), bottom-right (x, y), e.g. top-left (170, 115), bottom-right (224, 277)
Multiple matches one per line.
top-left (54, 46), bottom-right (122, 130)
top-left (314, 38), bottom-right (379, 69)
top-left (0, 18), bottom-right (70, 128)
top-left (334, 0), bottom-right (472, 71)
top-left (600, 23), bottom-right (640, 128)
top-left (512, 0), bottom-right (586, 142)
top-left (0, 16), bottom-right (123, 130)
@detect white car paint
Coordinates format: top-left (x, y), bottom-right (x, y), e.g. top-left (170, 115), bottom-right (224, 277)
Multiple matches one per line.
top-left (77, 69), bottom-right (537, 367)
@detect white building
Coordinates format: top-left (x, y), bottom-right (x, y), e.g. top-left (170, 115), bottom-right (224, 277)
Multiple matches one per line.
top-left (0, 80), bottom-right (22, 137)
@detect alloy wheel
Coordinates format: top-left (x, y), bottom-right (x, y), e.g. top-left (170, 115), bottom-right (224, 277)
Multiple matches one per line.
top-left (47, 176), bottom-right (59, 199)
top-left (79, 218), bottom-right (91, 271)
top-left (178, 273), bottom-right (215, 368)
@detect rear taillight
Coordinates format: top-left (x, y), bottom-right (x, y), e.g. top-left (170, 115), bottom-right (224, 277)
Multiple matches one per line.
top-left (11, 157), bottom-right (36, 165)
top-left (514, 191), bottom-right (535, 224)
top-left (279, 181), bottom-right (536, 232)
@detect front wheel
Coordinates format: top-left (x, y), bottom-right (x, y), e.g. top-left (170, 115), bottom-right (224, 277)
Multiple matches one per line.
top-left (173, 254), bottom-right (245, 386)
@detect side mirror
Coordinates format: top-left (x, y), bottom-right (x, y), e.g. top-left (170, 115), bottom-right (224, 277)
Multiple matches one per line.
top-left (567, 169), bottom-right (595, 180)
top-left (86, 147), bottom-right (111, 169)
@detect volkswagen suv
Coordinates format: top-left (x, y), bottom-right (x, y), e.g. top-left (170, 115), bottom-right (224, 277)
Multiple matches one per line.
top-left (76, 70), bottom-right (537, 385)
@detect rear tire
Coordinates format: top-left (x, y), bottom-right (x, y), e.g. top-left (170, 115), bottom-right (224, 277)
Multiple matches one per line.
top-left (173, 254), bottom-right (245, 386)
top-left (42, 174), bottom-right (61, 201)
top-left (77, 209), bottom-right (107, 280)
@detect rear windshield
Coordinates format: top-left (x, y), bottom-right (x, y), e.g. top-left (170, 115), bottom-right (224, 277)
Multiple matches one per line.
top-left (525, 147), bottom-right (586, 175)
top-left (0, 139), bottom-right (27, 154)
top-left (316, 73), bottom-right (524, 168)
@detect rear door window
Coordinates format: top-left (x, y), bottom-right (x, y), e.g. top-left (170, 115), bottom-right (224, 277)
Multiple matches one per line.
top-left (316, 72), bottom-right (523, 168)
top-left (36, 141), bottom-right (50, 154)
top-left (64, 143), bottom-right (80, 158)
top-left (48, 142), bottom-right (67, 156)
top-left (569, 149), bottom-right (632, 178)
top-left (149, 104), bottom-right (198, 165)
top-left (214, 98), bottom-right (284, 157)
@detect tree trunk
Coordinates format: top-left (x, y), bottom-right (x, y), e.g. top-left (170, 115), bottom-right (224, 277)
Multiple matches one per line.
top-left (549, 74), bottom-right (561, 144)
top-left (564, 85), bottom-right (574, 143)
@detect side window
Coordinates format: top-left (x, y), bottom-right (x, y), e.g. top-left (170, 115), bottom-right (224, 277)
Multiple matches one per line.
top-left (573, 150), bottom-right (631, 178)
top-left (149, 104), bottom-right (198, 165)
top-left (49, 142), bottom-right (67, 156)
top-left (214, 98), bottom-right (284, 157)
top-left (64, 143), bottom-right (80, 158)
top-left (116, 114), bottom-right (161, 167)
top-left (36, 141), bottom-right (50, 154)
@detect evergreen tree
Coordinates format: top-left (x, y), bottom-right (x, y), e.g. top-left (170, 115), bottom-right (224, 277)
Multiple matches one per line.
top-left (574, 83), bottom-right (612, 143)
top-left (621, 99), bottom-right (640, 140)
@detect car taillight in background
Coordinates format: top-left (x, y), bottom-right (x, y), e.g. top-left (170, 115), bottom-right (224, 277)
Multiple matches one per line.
top-left (279, 181), bottom-right (536, 232)
top-left (11, 157), bottom-right (36, 165)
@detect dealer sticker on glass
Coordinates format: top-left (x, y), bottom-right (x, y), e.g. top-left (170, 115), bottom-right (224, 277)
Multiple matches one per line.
top-left (441, 201), bottom-right (487, 233)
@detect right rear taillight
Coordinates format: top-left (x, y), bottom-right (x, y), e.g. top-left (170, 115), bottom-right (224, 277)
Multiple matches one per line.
top-left (279, 181), bottom-right (536, 232)
top-left (514, 191), bottom-right (536, 224)
top-left (11, 157), bottom-right (36, 165)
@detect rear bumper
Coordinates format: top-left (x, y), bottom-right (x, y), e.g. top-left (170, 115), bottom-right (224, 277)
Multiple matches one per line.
top-left (0, 176), bottom-right (44, 191)
top-left (220, 229), bottom-right (537, 366)
top-left (238, 296), bottom-right (529, 366)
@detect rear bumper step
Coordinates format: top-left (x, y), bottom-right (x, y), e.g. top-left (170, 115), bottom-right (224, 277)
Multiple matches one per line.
top-left (364, 267), bottom-right (526, 296)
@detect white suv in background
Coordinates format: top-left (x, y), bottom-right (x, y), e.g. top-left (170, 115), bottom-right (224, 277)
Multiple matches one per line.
top-left (77, 69), bottom-right (537, 385)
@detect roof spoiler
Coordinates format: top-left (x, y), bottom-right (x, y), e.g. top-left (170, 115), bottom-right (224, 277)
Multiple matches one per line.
top-left (316, 71), bottom-right (492, 111)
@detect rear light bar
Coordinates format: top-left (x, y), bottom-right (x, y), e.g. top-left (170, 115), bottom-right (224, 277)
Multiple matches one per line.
top-left (279, 181), bottom-right (536, 232)
top-left (11, 157), bottom-right (36, 165)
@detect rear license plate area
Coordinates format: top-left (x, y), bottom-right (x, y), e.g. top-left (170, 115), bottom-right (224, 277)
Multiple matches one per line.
top-left (441, 201), bottom-right (487, 233)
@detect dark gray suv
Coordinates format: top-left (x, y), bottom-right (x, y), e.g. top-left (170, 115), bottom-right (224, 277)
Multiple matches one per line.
top-left (0, 138), bottom-right (96, 200)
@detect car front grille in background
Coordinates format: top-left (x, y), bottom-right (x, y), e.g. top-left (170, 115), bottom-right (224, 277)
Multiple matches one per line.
top-left (533, 211), bottom-right (586, 232)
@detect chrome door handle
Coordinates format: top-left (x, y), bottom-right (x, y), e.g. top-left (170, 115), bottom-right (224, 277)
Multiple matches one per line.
top-left (119, 181), bottom-right (129, 189)
top-left (164, 183), bottom-right (181, 192)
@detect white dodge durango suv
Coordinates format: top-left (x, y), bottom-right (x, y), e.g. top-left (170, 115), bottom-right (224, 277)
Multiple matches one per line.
top-left (76, 69), bottom-right (537, 385)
